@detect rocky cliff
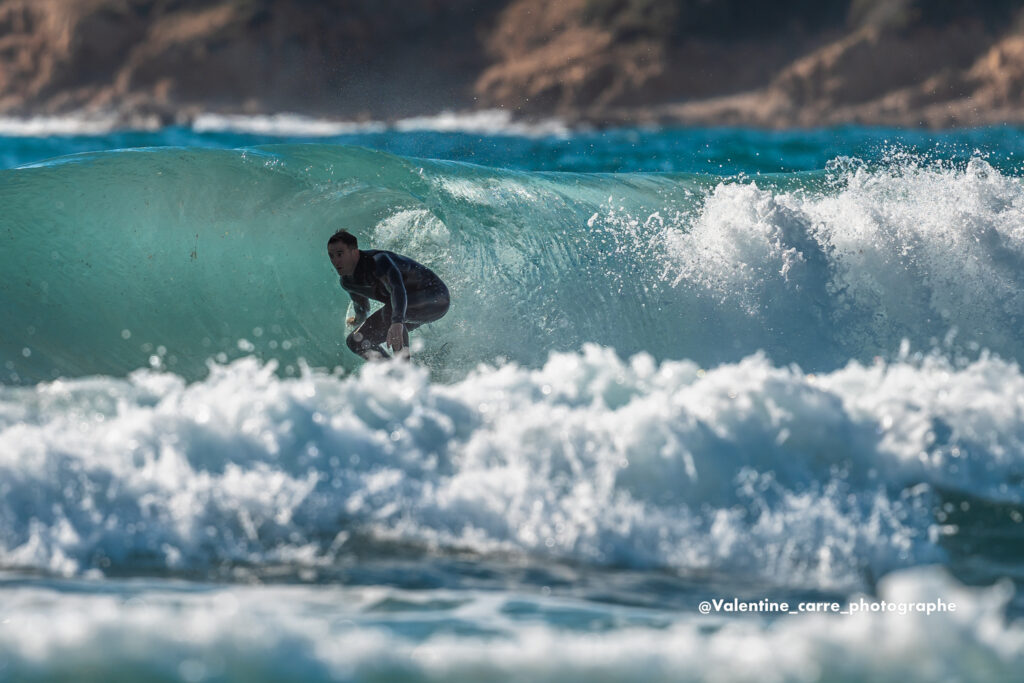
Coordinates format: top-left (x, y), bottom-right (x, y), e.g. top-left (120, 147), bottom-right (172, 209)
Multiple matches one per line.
top-left (0, 0), bottom-right (504, 125)
top-left (4, 0), bottom-right (1024, 128)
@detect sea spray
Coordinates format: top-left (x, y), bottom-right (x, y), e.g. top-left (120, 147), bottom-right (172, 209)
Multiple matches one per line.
top-left (4, 346), bottom-right (1023, 587)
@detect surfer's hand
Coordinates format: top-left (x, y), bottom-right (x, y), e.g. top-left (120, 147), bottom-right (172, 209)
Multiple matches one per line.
top-left (387, 323), bottom-right (405, 352)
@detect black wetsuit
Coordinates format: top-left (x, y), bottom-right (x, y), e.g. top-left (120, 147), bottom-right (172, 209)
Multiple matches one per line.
top-left (341, 249), bottom-right (450, 359)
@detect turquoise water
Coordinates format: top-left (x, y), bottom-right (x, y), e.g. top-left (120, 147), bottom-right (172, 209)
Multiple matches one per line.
top-left (5, 123), bottom-right (1024, 173)
top-left (2, 121), bottom-right (1024, 681)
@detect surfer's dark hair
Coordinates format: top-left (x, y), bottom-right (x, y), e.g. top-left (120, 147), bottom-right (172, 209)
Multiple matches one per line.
top-left (328, 229), bottom-right (358, 248)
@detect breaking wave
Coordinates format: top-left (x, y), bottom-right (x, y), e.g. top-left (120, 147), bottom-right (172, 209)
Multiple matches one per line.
top-left (2, 146), bottom-right (1023, 384)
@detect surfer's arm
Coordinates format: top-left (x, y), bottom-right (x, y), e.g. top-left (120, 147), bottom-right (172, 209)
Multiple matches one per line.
top-left (376, 254), bottom-right (408, 324)
top-left (348, 292), bottom-right (370, 324)
top-left (341, 277), bottom-right (371, 325)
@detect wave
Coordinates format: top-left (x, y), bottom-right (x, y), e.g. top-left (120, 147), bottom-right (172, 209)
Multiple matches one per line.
top-left (391, 109), bottom-right (571, 137)
top-left (0, 567), bottom-right (1018, 682)
top-left (192, 113), bottom-right (389, 136)
top-left (0, 109), bottom-right (570, 139)
top-left (2, 347), bottom-right (1022, 586)
top-left (3, 145), bottom-right (1023, 384)
top-left (0, 114), bottom-right (141, 137)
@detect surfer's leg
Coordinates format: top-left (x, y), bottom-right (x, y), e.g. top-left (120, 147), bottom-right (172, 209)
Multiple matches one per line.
top-left (405, 284), bottom-right (450, 326)
top-left (347, 287), bottom-right (447, 360)
top-left (395, 286), bottom-right (449, 357)
top-left (346, 307), bottom-right (392, 360)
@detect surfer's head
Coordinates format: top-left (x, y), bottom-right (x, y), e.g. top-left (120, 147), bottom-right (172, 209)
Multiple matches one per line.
top-left (328, 229), bottom-right (360, 276)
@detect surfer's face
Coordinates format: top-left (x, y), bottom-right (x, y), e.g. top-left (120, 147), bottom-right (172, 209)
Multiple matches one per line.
top-left (328, 242), bottom-right (359, 275)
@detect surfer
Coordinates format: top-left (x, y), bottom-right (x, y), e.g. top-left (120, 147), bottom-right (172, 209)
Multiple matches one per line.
top-left (327, 229), bottom-right (450, 360)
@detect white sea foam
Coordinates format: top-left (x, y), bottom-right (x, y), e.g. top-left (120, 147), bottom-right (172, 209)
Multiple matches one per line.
top-left (662, 157), bottom-right (1024, 361)
top-left (372, 208), bottom-right (451, 252)
top-left (393, 109), bottom-right (571, 137)
top-left (191, 113), bottom-right (387, 136)
top-left (0, 567), bottom-right (1019, 682)
top-left (0, 109), bottom-right (570, 139)
top-left (0, 114), bottom-right (148, 137)
top-left (191, 109), bottom-right (570, 137)
top-left (2, 345), bottom-right (1022, 583)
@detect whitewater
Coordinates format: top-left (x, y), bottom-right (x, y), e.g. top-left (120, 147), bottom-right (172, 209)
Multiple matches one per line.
top-left (1, 120), bottom-right (1023, 682)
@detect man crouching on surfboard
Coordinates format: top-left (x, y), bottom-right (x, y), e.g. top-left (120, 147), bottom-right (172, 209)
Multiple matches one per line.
top-left (327, 229), bottom-right (450, 360)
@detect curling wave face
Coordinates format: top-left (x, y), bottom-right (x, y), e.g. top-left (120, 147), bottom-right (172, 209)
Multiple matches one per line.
top-left (3, 146), bottom-right (1024, 384)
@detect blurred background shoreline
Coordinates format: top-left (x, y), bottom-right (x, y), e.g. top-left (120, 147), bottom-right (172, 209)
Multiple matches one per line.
top-left (6, 0), bottom-right (1024, 133)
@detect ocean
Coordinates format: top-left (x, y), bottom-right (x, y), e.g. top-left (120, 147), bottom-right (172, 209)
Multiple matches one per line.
top-left (1, 112), bottom-right (1023, 681)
